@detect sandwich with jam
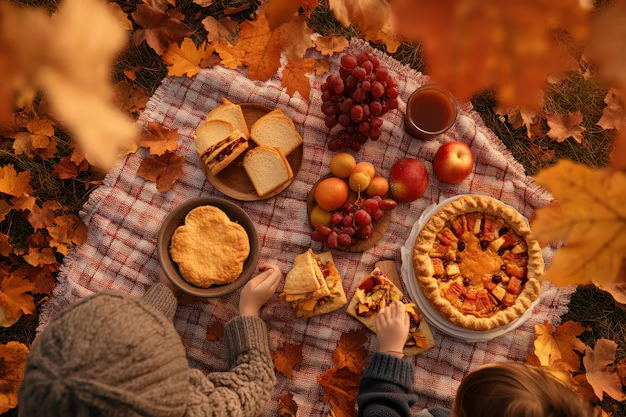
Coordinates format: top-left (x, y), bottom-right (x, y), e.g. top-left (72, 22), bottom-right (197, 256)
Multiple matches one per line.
top-left (194, 119), bottom-right (248, 176)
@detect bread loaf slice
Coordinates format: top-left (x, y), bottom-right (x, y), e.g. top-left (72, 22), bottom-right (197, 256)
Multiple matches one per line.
top-left (206, 98), bottom-right (250, 139)
top-left (250, 111), bottom-right (302, 156)
top-left (243, 145), bottom-right (294, 197)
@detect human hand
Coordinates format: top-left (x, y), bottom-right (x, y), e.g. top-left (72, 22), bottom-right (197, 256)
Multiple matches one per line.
top-left (376, 300), bottom-right (410, 358)
top-left (239, 264), bottom-right (282, 317)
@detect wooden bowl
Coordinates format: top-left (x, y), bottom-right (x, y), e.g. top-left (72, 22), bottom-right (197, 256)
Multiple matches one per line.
top-left (157, 197), bottom-right (260, 297)
top-left (201, 103), bottom-right (303, 201)
top-left (306, 174), bottom-right (392, 253)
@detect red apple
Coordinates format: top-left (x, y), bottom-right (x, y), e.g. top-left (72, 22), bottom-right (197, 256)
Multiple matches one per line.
top-left (389, 159), bottom-right (429, 203)
top-left (433, 141), bottom-right (474, 184)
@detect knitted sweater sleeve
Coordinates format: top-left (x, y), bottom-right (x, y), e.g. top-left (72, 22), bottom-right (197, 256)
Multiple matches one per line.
top-left (185, 316), bottom-right (277, 417)
top-left (357, 353), bottom-right (418, 417)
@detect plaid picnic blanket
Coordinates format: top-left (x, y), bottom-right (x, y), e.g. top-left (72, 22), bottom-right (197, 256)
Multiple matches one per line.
top-left (39, 39), bottom-right (574, 415)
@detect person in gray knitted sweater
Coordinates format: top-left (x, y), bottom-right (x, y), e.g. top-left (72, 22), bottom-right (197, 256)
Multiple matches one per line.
top-left (18, 264), bottom-right (282, 417)
top-left (357, 301), bottom-right (593, 417)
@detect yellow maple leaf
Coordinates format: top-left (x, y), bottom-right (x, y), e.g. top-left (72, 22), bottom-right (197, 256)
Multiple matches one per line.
top-left (213, 40), bottom-right (245, 69)
top-left (0, 275), bottom-right (35, 327)
top-left (282, 58), bottom-right (316, 100)
top-left (532, 160), bottom-right (626, 285)
top-left (533, 320), bottom-right (587, 372)
top-left (162, 38), bottom-right (218, 78)
top-left (0, 165), bottom-right (33, 197)
top-left (0, 342), bottom-right (29, 413)
top-left (11, 117), bottom-right (55, 157)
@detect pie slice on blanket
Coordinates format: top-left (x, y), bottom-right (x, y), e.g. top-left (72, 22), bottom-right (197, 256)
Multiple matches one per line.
top-left (413, 195), bottom-right (544, 331)
top-left (347, 268), bottom-right (435, 356)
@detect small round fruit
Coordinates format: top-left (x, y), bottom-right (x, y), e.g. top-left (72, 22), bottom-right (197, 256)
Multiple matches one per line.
top-left (349, 172), bottom-right (371, 192)
top-left (389, 158), bottom-right (428, 203)
top-left (315, 177), bottom-right (350, 211)
top-left (352, 161), bottom-right (376, 179)
top-left (311, 206), bottom-right (333, 227)
top-left (330, 153), bottom-right (356, 178)
top-left (365, 176), bottom-right (389, 197)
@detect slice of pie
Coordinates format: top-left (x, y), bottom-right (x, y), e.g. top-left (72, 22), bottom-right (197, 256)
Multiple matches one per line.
top-left (413, 195), bottom-right (544, 331)
top-left (347, 268), bottom-right (435, 355)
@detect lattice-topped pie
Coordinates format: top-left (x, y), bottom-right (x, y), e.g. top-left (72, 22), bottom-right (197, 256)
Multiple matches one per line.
top-left (413, 195), bottom-right (544, 331)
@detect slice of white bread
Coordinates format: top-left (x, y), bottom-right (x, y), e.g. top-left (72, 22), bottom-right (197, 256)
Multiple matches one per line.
top-left (250, 110), bottom-right (303, 156)
top-left (243, 145), bottom-right (294, 197)
top-left (206, 98), bottom-right (250, 139)
top-left (194, 119), bottom-right (237, 156)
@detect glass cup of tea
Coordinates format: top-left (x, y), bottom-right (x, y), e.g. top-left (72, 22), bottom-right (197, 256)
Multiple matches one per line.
top-left (404, 84), bottom-right (458, 140)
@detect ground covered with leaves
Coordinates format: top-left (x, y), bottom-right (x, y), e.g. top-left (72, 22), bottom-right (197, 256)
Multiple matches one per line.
top-left (1, 0), bottom-right (625, 416)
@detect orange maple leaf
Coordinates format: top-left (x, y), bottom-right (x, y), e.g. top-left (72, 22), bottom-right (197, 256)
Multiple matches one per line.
top-left (47, 214), bottom-right (88, 255)
top-left (23, 248), bottom-right (57, 268)
top-left (0, 233), bottom-right (11, 257)
top-left (27, 200), bottom-right (62, 232)
top-left (13, 265), bottom-right (57, 297)
top-left (0, 165), bottom-right (33, 197)
top-left (107, 2), bottom-right (133, 31)
top-left (206, 320), bottom-right (225, 341)
top-left (529, 145), bottom-right (555, 164)
top-left (271, 342), bottom-right (304, 379)
top-left (547, 111), bottom-right (586, 143)
top-left (0, 275), bottom-right (35, 327)
top-left (11, 117), bottom-right (55, 157)
top-left (52, 156), bottom-right (81, 180)
top-left (533, 320), bottom-right (587, 372)
top-left (279, 392), bottom-right (299, 417)
top-left (132, 2), bottom-right (191, 55)
top-left (317, 366), bottom-right (360, 417)
top-left (583, 339), bottom-right (626, 401)
top-left (264, 0), bottom-right (319, 29)
top-left (282, 58), bottom-right (316, 100)
top-left (390, 0), bottom-right (588, 106)
top-left (136, 151), bottom-right (185, 192)
top-left (162, 38), bottom-right (218, 78)
top-left (10, 196), bottom-right (36, 212)
top-left (213, 40), bottom-right (245, 69)
top-left (333, 328), bottom-right (368, 374)
top-left (494, 105), bottom-right (541, 139)
top-left (314, 35), bottom-right (349, 56)
top-left (573, 373), bottom-right (599, 403)
top-left (113, 81), bottom-right (150, 120)
top-left (0, 200), bottom-right (12, 222)
top-left (202, 16), bottom-right (239, 44)
top-left (138, 122), bottom-right (180, 156)
top-left (0, 342), bottom-right (30, 413)
top-left (597, 88), bottom-right (624, 132)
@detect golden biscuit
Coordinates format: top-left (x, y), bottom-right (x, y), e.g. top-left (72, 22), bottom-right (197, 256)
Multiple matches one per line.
top-left (170, 206), bottom-right (250, 288)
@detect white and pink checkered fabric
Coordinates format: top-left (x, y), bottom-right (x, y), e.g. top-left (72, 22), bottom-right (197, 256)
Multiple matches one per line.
top-left (39, 39), bottom-right (574, 415)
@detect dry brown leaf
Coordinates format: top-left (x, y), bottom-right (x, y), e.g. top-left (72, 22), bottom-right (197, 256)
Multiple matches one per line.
top-left (23, 247), bottom-right (57, 267)
top-left (202, 16), bottom-right (239, 44)
top-left (583, 339), bottom-right (626, 401)
top-left (52, 156), bottom-right (80, 180)
top-left (281, 17), bottom-right (314, 63)
top-left (279, 392), bottom-right (299, 416)
top-left (0, 165), bottom-right (33, 197)
top-left (138, 122), bottom-right (179, 156)
top-left (495, 105), bottom-right (540, 139)
top-left (0, 200), bottom-right (12, 222)
top-left (145, 0), bottom-right (177, 10)
top-left (27, 200), bottom-right (62, 232)
top-left (162, 38), bottom-right (217, 77)
top-left (0, 342), bottom-right (29, 413)
top-left (107, 2), bottom-right (133, 31)
top-left (532, 160), bottom-right (626, 285)
top-left (313, 59), bottom-right (331, 76)
top-left (194, 0), bottom-right (213, 7)
top-left (390, 0), bottom-right (588, 106)
top-left (0, 275), bottom-right (35, 327)
top-left (330, 0), bottom-right (389, 43)
top-left (530, 145), bottom-right (555, 163)
top-left (14, 265), bottom-right (56, 297)
top-left (47, 214), bottom-right (87, 255)
top-left (10, 196), bottom-right (35, 212)
top-left (314, 35), bottom-right (349, 56)
top-left (282, 59), bottom-right (316, 100)
top-left (533, 320), bottom-right (586, 372)
top-left (333, 328), bottom-right (368, 374)
top-left (598, 88), bottom-right (625, 132)
top-left (0, 233), bottom-right (11, 257)
top-left (132, 1), bottom-right (190, 55)
top-left (271, 342), bottom-right (304, 379)
top-left (206, 320), bottom-right (225, 341)
top-left (547, 111), bottom-right (586, 144)
top-left (617, 357), bottom-right (626, 386)
top-left (317, 366), bottom-right (360, 417)
top-left (136, 151), bottom-right (185, 192)
top-left (113, 81), bottom-right (150, 119)
top-left (124, 65), bottom-right (142, 81)
top-left (11, 117), bottom-right (55, 157)
top-left (223, 4), bottom-right (252, 15)
top-left (214, 40), bottom-right (245, 69)
top-left (573, 373), bottom-right (599, 402)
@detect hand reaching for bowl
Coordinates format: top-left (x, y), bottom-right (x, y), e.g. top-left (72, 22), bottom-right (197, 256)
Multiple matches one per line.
top-left (376, 300), bottom-right (410, 358)
top-left (239, 264), bottom-right (282, 317)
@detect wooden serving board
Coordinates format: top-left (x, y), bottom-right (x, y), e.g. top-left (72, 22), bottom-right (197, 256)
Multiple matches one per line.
top-left (374, 260), bottom-right (404, 290)
top-left (201, 103), bottom-right (303, 201)
top-left (306, 173), bottom-right (392, 253)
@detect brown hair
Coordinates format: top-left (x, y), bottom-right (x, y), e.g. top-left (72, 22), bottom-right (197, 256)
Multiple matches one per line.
top-left (452, 363), bottom-right (592, 417)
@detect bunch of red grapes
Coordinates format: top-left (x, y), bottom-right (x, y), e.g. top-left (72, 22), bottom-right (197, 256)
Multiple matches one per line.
top-left (311, 196), bottom-right (397, 248)
top-left (321, 51), bottom-right (400, 152)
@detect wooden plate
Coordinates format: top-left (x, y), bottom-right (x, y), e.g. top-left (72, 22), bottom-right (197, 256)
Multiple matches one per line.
top-left (201, 103), bottom-right (303, 201)
top-left (306, 174), bottom-right (392, 253)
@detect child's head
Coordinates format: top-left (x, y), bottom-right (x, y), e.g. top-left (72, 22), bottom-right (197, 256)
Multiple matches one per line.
top-left (452, 363), bottom-right (592, 417)
top-left (19, 292), bottom-right (191, 417)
